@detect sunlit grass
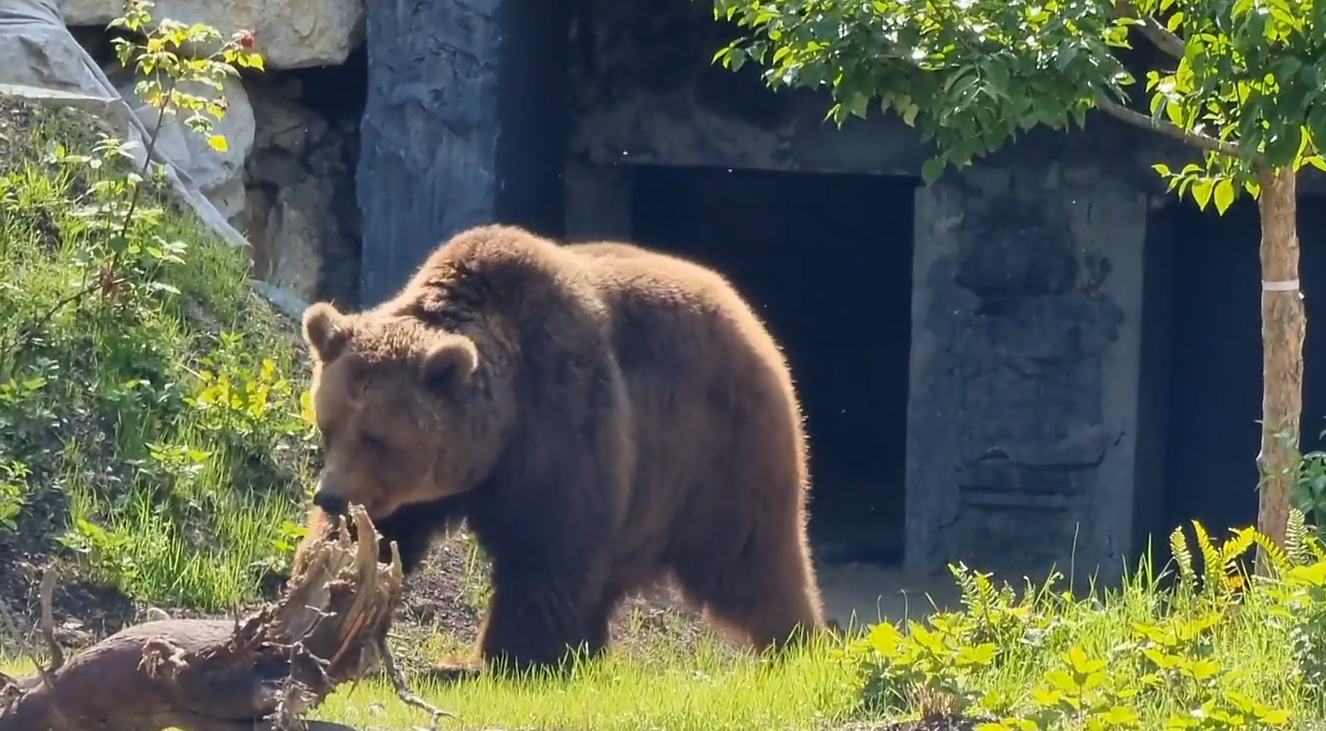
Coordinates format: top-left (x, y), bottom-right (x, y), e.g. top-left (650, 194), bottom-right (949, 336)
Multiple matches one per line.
top-left (0, 101), bottom-right (312, 611)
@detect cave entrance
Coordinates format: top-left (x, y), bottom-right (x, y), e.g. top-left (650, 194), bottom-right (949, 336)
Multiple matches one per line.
top-left (627, 164), bottom-right (918, 565)
top-left (1157, 194), bottom-right (1326, 556)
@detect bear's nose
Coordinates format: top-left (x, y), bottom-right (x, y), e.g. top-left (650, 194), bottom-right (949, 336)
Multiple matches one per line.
top-left (312, 491), bottom-right (348, 515)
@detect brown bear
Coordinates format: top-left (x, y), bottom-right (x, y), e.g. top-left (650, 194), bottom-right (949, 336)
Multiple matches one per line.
top-left (295, 223), bottom-right (826, 674)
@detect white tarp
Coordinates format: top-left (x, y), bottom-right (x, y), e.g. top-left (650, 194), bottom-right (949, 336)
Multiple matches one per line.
top-left (0, 0), bottom-right (310, 320)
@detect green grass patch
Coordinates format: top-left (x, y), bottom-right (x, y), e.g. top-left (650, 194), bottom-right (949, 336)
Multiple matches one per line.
top-left (0, 98), bottom-right (315, 612)
top-left (0, 629), bottom-right (862, 731)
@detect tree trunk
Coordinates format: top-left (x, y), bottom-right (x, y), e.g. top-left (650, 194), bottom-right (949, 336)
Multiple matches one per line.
top-left (1255, 165), bottom-right (1304, 567)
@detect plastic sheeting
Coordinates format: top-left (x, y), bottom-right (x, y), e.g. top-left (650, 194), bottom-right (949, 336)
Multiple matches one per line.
top-left (0, 0), bottom-right (310, 319)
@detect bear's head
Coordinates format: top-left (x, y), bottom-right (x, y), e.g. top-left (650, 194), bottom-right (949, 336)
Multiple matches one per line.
top-left (300, 301), bottom-right (512, 521)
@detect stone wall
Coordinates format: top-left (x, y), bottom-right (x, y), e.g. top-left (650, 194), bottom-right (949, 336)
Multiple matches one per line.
top-left (906, 164), bottom-right (1152, 586)
top-left (59, 0), bottom-right (362, 68)
top-left (355, 0), bottom-right (569, 306)
top-left (240, 59), bottom-right (364, 307)
top-left (58, 16), bottom-right (368, 306)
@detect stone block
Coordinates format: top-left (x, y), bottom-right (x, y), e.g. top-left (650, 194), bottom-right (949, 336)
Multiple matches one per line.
top-left (905, 165), bottom-right (1149, 588)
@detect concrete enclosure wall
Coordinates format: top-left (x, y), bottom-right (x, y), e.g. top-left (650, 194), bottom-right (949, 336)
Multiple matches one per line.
top-left (906, 165), bottom-right (1151, 586)
top-left (356, 0), bottom-right (568, 306)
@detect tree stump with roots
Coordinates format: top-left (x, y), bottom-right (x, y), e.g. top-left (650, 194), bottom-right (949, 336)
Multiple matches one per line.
top-left (0, 505), bottom-right (450, 731)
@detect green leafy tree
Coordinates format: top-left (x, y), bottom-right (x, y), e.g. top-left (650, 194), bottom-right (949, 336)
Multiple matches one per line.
top-left (709, 0), bottom-right (1326, 561)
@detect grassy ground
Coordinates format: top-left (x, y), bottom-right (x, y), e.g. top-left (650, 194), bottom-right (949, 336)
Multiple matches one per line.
top-left (0, 94), bottom-right (316, 630)
top-left (2, 91), bottom-right (1326, 731)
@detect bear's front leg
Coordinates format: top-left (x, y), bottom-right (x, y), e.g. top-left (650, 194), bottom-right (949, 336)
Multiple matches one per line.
top-left (472, 561), bottom-right (611, 677)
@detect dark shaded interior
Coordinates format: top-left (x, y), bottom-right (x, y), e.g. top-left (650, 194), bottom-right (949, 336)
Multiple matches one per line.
top-left (495, 0), bottom-right (571, 240)
top-left (628, 164), bottom-right (917, 564)
top-left (1159, 194), bottom-right (1326, 553)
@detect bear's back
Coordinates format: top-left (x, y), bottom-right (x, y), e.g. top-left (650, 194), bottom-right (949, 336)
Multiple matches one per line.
top-left (565, 240), bottom-right (806, 540)
top-left (567, 240), bottom-right (789, 389)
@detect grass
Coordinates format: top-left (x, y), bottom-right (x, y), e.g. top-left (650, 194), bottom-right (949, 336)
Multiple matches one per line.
top-left (4, 92), bottom-right (1326, 731)
top-left (0, 631), bottom-right (862, 731)
top-left (316, 634), bottom-right (861, 731)
top-left (0, 95), bottom-right (315, 617)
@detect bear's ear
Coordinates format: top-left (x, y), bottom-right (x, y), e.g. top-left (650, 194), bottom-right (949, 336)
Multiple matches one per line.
top-left (303, 302), bottom-right (351, 362)
top-left (420, 335), bottom-right (479, 391)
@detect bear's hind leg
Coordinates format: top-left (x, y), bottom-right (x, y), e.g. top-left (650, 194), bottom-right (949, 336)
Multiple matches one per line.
top-left (672, 517), bottom-right (825, 653)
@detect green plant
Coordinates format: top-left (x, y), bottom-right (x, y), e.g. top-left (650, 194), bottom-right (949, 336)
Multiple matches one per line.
top-left (849, 517), bottom-right (1308, 731)
top-left (26, 0), bottom-right (263, 331)
top-left (0, 459), bottom-right (31, 533)
top-left (186, 330), bottom-right (312, 448)
top-left (1291, 440), bottom-right (1326, 544)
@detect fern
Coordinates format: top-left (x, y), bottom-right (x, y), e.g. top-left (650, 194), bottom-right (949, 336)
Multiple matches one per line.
top-left (1286, 508), bottom-right (1326, 565)
top-left (1246, 528), bottom-right (1290, 577)
top-left (1170, 524), bottom-right (1195, 595)
top-left (1218, 527), bottom-right (1256, 593)
top-left (1191, 521), bottom-right (1225, 601)
top-left (1286, 509), bottom-right (1309, 565)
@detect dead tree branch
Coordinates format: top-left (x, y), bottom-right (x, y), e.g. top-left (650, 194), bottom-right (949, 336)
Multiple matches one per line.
top-left (0, 506), bottom-right (447, 731)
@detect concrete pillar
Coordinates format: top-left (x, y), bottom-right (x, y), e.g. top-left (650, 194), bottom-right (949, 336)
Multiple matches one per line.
top-left (356, 0), bottom-right (569, 307)
top-left (904, 163), bottom-right (1151, 589)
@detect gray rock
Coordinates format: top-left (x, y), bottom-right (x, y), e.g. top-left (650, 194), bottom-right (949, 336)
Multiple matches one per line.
top-left (56, 0), bottom-right (363, 70)
top-left (355, 0), bottom-right (502, 306)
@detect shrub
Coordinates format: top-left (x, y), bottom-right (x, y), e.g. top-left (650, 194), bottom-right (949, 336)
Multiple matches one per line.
top-left (0, 1), bottom-right (314, 610)
top-left (844, 515), bottom-right (1318, 729)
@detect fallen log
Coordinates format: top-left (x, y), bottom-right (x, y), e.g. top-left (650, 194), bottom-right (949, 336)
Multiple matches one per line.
top-left (0, 505), bottom-right (451, 731)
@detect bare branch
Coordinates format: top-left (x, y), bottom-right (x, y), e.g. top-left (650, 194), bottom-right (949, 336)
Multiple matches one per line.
top-left (0, 506), bottom-right (429, 731)
top-left (1113, 0), bottom-right (1186, 59)
top-left (381, 641), bottom-right (455, 728)
top-left (38, 569), bottom-right (63, 676)
top-left (1094, 95), bottom-right (1247, 159)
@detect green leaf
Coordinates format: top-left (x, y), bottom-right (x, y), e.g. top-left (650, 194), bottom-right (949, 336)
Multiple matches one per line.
top-left (1190, 178), bottom-right (1215, 210)
top-left (920, 157), bottom-right (946, 185)
top-left (1043, 668), bottom-right (1080, 692)
top-left (985, 61), bottom-right (1010, 99)
top-left (848, 92), bottom-right (870, 120)
top-left (206, 134), bottom-right (228, 152)
top-left (1213, 178), bottom-right (1236, 214)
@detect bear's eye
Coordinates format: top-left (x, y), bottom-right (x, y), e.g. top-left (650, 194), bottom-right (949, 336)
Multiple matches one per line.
top-left (360, 433), bottom-right (390, 455)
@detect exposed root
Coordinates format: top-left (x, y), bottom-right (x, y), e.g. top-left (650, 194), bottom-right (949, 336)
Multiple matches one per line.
top-left (0, 505), bottom-right (449, 731)
top-left (382, 637), bottom-right (454, 728)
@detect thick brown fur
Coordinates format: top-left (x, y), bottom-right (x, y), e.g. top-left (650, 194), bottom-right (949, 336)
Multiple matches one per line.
top-left (294, 224), bottom-right (826, 675)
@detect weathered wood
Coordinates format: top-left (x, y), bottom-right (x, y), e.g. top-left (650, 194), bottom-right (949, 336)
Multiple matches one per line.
top-left (0, 506), bottom-right (446, 731)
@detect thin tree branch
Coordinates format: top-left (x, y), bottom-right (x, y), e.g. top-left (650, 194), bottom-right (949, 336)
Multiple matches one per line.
top-left (38, 569), bottom-right (63, 677)
top-left (1113, 0), bottom-right (1186, 59)
top-left (1094, 94), bottom-right (1247, 160)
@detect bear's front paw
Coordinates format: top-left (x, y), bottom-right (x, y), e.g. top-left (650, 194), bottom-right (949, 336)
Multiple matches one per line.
top-left (423, 662), bottom-right (482, 685)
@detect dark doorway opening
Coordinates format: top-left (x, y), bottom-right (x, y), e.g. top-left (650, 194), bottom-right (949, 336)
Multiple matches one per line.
top-left (628, 164), bottom-right (918, 565)
top-left (1160, 194), bottom-right (1326, 553)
